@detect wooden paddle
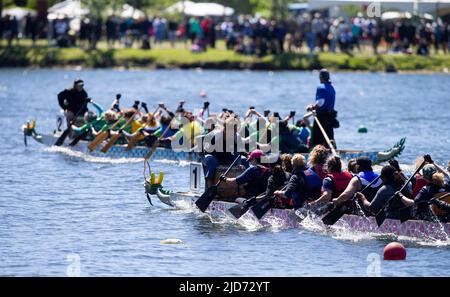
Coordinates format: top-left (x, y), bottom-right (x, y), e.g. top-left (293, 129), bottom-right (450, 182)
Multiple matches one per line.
top-left (87, 115), bottom-right (123, 151)
top-left (54, 99), bottom-right (89, 146)
top-left (126, 106), bottom-right (159, 151)
top-left (100, 108), bottom-right (141, 153)
top-left (322, 175), bottom-right (382, 226)
top-left (313, 111), bottom-right (337, 156)
top-left (375, 159), bottom-right (427, 227)
top-left (195, 155), bottom-right (242, 213)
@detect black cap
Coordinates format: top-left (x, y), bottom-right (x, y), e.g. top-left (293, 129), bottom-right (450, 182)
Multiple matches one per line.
top-left (381, 165), bottom-right (397, 184)
top-left (74, 78), bottom-right (84, 86)
top-left (319, 69), bottom-right (330, 82)
top-left (356, 156), bottom-right (372, 171)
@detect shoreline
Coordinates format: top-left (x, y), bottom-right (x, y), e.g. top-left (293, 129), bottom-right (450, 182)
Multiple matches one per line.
top-left (1, 46), bottom-right (449, 73)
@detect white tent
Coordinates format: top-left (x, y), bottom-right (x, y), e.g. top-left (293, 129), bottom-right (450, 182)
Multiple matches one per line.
top-left (48, 0), bottom-right (90, 20)
top-left (119, 4), bottom-right (146, 19)
top-left (166, 1), bottom-right (235, 16)
top-left (166, 1), bottom-right (196, 14)
top-left (1, 7), bottom-right (37, 20)
top-left (308, 0), bottom-right (450, 14)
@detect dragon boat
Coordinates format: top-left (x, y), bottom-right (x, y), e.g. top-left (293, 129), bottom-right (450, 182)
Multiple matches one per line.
top-left (22, 117), bottom-right (406, 163)
top-left (152, 164), bottom-right (450, 242)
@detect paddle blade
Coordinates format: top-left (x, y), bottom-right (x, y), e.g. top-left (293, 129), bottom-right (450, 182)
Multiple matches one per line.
top-left (322, 205), bottom-right (345, 225)
top-left (295, 208), bottom-right (309, 222)
top-left (101, 133), bottom-right (121, 153)
top-left (375, 210), bottom-right (386, 227)
top-left (54, 129), bottom-right (70, 146)
top-left (195, 186), bottom-right (217, 212)
top-left (88, 131), bottom-right (108, 151)
top-left (228, 204), bottom-right (248, 219)
top-left (69, 131), bottom-right (88, 146)
top-left (251, 196), bottom-right (274, 220)
top-left (146, 193), bottom-right (153, 206)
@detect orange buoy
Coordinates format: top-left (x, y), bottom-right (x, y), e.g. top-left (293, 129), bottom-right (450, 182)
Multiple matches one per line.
top-left (200, 90), bottom-right (207, 98)
top-left (384, 242), bottom-right (406, 260)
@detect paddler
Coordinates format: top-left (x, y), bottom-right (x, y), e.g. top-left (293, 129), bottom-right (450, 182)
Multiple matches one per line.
top-left (357, 165), bottom-right (407, 219)
top-left (307, 144), bottom-right (330, 180)
top-left (221, 149), bottom-right (271, 198)
top-left (274, 154), bottom-right (321, 210)
top-left (71, 100), bottom-right (105, 140)
top-left (309, 156), bottom-right (353, 207)
top-left (201, 117), bottom-right (246, 188)
top-left (162, 111), bottom-right (203, 150)
top-left (306, 69), bottom-right (339, 149)
top-left (332, 156), bottom-right (383, 206)
top-left (396, 156), bottom-right (450, 221)
top-left (124, 112), bottom-right (160, 146)
top-left (57, 78), bottom-right (90, 128)
top-left (106, 108), bottom-right (140, 144)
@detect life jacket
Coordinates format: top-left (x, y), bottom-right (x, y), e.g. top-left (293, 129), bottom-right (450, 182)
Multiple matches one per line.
top-left (303, 167), bottom-right (323, 200)
top-left (326, 171), bottom-right (353, 198)
top-left (412, 174), bottom-right (428, 197)
top-left (357, 171), bottom-right (382, 202)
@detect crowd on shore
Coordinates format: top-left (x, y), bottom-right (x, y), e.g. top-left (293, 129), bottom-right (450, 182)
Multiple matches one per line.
top-left (2, 11), bottom-right (450, 56)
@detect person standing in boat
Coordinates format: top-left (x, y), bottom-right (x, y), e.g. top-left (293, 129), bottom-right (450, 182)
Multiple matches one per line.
top-left (58, 79), bottom-right (90, 129)
top-left (307, 69), bottom-right (339, 149)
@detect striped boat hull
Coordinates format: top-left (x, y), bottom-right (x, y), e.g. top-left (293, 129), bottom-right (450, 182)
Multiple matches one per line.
top-left (169, 192), bottom-right (450, 241)
top-left (29, 133), bottom-right (397, 163)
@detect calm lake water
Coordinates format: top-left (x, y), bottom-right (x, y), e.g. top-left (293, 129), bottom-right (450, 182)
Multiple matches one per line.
top-left (0, 68), bottom-right (449, 276)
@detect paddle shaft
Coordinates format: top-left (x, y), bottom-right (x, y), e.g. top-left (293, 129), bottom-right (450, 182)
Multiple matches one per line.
top-left (251, 184), bottom-right (289, 220)
top-left (106, 110), bottom-right (139, 139)
top-left (360, 175), bottom-right (382, 195)
top-left (313, 113), bottom-right (337, 156)
top-left (215, 154), bottom-right (242, 187)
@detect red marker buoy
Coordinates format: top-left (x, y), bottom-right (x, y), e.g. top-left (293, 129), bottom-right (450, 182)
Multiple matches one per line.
top-left (200, 90), bottom-right (207, 98)
top-left (384, 242), bottom-right (406, 260)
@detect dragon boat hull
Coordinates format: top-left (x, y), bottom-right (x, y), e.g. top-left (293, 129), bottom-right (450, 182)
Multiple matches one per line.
top-left (26, 131), bottom-right (405, 164)
top-left (166, 192), bottom-right (450, 241)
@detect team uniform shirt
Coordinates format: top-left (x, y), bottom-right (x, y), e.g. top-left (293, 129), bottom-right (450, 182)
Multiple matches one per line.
top-left (315, 82), bottom-right (335, 115)
top-left (368, 184), bottom-right (402, 218)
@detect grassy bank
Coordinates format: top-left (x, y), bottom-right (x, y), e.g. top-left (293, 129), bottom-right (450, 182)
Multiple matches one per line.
top-left (1, 45), bottom-right (450, 72)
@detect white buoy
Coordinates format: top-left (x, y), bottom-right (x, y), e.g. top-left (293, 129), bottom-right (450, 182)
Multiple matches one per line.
top-left (160, 238), bottom-right (184, 245)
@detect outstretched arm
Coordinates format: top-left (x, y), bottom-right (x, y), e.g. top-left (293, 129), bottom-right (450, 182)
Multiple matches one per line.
top-left (333, 177), bottom-right (360, 206)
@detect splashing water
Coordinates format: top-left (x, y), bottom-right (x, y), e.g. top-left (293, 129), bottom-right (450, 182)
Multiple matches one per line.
top-left (46, 146), bottom-right (143, 164)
